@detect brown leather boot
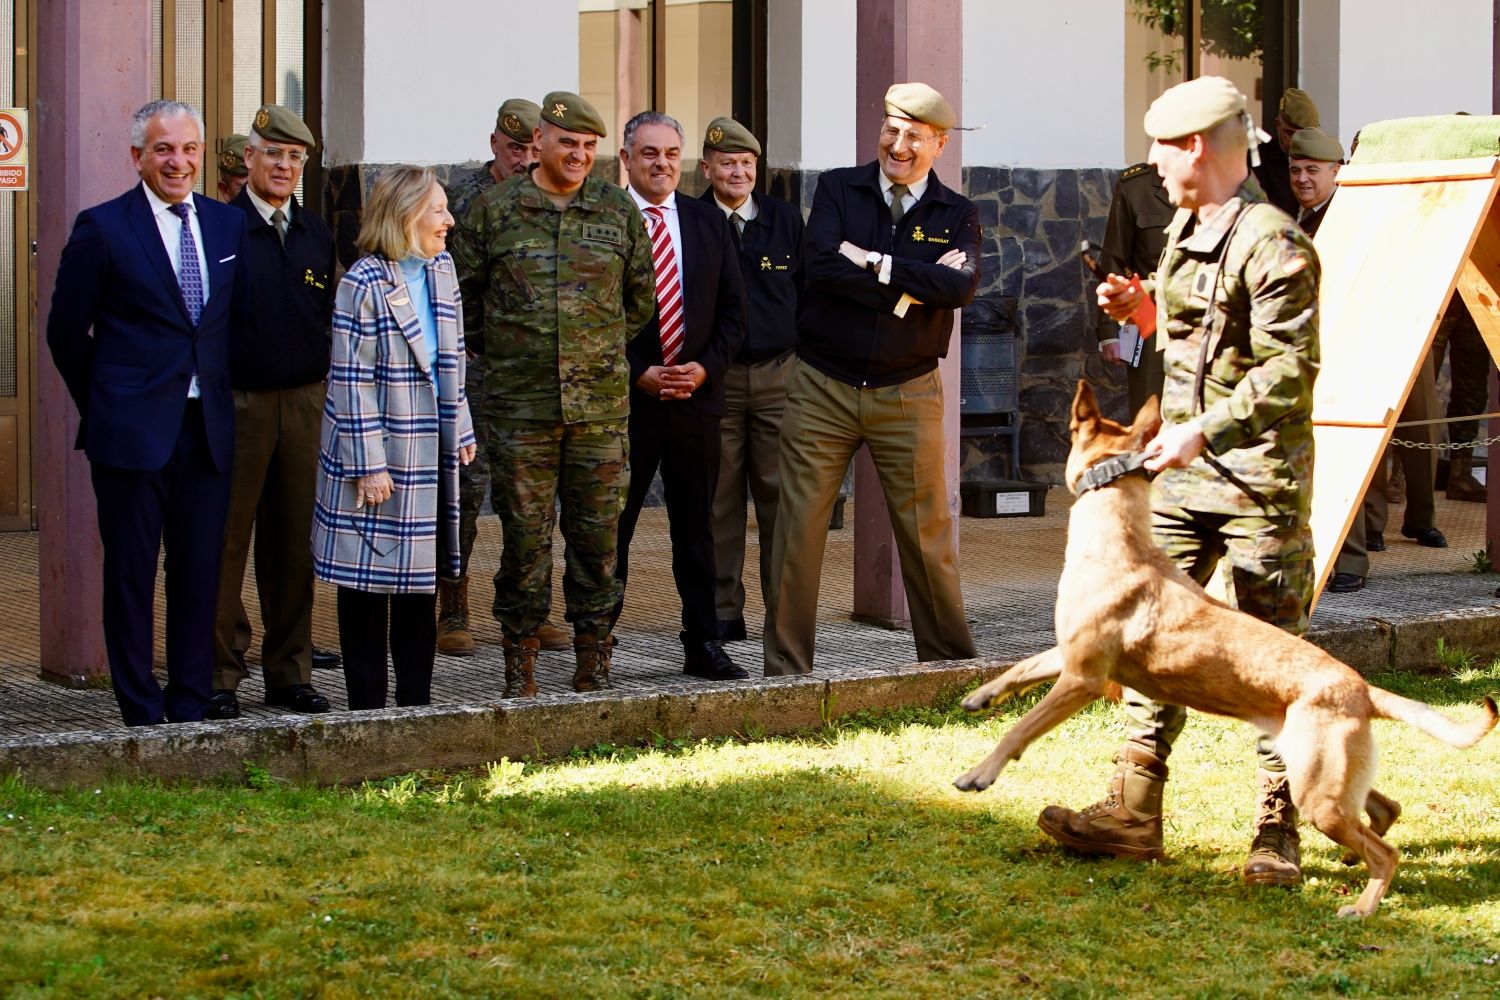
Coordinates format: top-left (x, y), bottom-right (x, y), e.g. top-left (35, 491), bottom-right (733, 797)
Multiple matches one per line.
top-left (436, 576), bottom-right (476, 657)
top-left (535, 620), bottom-right (573, 651)
top-left (1384, 451), bottom-right (1407, 504)
top-left (1037, 743), bottom-right (1167, 860)
top-left (501, 635), bottom-right (540, 698)
top-left (572, 631), bottom-right (613, 692)
top-left (1447, 450), bottom-right (1487, 502)
top-left (1243, 769), bottom-right (1302, 886)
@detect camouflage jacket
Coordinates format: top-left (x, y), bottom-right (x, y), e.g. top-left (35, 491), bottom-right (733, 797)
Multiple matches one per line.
top-left (1150, 176), bottom-right (1321, 517)
top-left (451, 173), bottom-right (656, 424)
top-left (443, 162), bottom-right (497, 235)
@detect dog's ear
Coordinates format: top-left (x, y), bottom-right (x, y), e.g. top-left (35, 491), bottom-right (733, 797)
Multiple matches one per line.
top-left (1131, 394), bottom-right (1163, 447)
top-left (1071, 380), bottom-right (1101, 431)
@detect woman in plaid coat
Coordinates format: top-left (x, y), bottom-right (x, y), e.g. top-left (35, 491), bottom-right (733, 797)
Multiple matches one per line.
top-left (311, 166), bottom-right (476, 710)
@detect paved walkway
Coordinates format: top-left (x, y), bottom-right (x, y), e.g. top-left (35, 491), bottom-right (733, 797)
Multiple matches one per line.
top-left (1, 491), bottom-right (1497, 739)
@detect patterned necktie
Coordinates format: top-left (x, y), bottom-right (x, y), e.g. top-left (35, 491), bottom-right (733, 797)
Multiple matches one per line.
top-left (270, 207), bottom-right (287, 246)
top-left (888, 183), bottom-right (909, 227)
top-left (645, 206), bottom-right (685, 365)
top-left (169, 201), bottom-right (203, 325)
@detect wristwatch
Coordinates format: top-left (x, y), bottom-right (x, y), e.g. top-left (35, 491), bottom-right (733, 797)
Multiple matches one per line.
top-left (865, 251), bottom-right (883, 273)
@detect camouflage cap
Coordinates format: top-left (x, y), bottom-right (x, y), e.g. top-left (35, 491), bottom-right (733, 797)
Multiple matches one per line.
top-left (251, 104), bottom-right (316, 149)
top-left (1143, 76), bottom-right (1246, 140)
top-left (218, 134), bottom-right (249, 177)
top-left (883, 82), bottom-right (956, 130)
top-left (1278, 88), bottom-right (1320, 130)
top-left (703, 116), bottom-right (760, 156)
top-left (1288, 127), bottom-right (1343, 163)
top-left (539, 91), bottom-right (607, 137)
top-left (495, 98), bottom-right (541, 143)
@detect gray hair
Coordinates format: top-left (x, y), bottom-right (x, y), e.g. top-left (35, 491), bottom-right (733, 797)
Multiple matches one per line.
top-left (130, 100), bottom-right (205, 149)
top-left (622, 111), bottom-right (684, 152)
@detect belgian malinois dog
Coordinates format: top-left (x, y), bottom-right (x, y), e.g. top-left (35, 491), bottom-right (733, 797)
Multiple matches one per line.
top-left (954, 380), bottom-right (1497, 918)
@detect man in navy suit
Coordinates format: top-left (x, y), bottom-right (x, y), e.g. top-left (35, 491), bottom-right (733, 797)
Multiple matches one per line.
top-left (612, 110), bottom-right (748, 680)
top-left (47, 100), bottom-right (247, 726)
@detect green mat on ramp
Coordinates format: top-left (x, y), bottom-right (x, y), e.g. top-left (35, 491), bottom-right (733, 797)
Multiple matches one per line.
top-left (1351, 115), bottom-right (1500, 165)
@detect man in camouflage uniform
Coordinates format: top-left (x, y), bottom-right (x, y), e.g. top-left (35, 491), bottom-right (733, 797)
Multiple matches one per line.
top-left (452, 91), bottom-right (655, 697)
top-left (438, 98), bottom-right (557, 656)
top-left (1042, 77), bottom-right (1321, 888)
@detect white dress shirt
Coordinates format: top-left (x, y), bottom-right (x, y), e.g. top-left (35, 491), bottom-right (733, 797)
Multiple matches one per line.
top-left (628, 186), bottom-right (682, 264)
top-left (141, 182), bottom-right (208, 397)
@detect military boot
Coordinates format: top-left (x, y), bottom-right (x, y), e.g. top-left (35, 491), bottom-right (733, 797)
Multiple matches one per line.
top-left (1446, 450), bottom-right (1487, 502)
top-left (536, 620), bottom-right (574, 652)
top-left (436, 575), bottom-right (476, 657)
top-left (572, 631), bottom-right (614, 692)
top-left (1243, 769), bottom-right (1302, 887)
top-left (501, 635), bottom-right (540, 699)
top-left (1384, 453), bottom-right (1407, 504)
top-left (1037, 743), bottom-right (1168, 860)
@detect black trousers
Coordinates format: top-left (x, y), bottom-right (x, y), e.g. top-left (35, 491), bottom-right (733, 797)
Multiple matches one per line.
top-left (337, 587), bottom-right (437, 710)
top-left (612, 399), bottom-right (722, 640)
top-left (90, 399), bottom-right (231, 727)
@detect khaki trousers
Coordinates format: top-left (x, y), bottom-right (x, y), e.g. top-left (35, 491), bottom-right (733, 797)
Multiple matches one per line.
top-left (764, 360), bottom-right (975, 675)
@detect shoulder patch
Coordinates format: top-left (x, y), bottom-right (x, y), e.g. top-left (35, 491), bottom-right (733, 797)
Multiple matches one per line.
top-left (1121, 163), bottom-right (1150, 180)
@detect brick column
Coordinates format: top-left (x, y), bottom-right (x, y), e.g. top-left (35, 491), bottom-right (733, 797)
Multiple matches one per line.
top-left (851, 0), bottom-right (965, 628)
top-left (34, 0), bottom-right (152, 685)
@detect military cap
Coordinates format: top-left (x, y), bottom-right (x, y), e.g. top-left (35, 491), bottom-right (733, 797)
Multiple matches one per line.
top-left (1288, 127), bottom-right (1343, 163)
top-left (1278, 88), bottom-right (1320, 130)
top-left (703, 116), bottom-right (760, 156)
top-left (1143, 76), bottom-right (1246, 140)
top-left (251, 104), bottom-right (316, 149)
top-left (218, 134), bottom-right (249, 177)
top-left (539, 91), bottom-right (607, 137)
top-left (883, 82), bottom-right (957, 131)
top-left (495, 98), bottom-right (541, 143)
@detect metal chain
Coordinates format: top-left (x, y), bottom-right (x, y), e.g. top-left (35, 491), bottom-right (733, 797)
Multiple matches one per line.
top-left (1389, 434), bottom-right (1500, 450)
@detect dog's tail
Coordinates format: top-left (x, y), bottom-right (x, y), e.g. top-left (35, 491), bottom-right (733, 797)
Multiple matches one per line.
top-left (1368, 689), bottom-right (1499, 749)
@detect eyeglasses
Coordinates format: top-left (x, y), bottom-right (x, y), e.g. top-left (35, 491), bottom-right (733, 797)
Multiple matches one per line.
top-left (879, 125), bottom-right (939, 150)
top-left (252, 146), bottom-right (308, 166)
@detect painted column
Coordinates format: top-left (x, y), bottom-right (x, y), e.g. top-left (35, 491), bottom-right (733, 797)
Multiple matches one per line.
top-left (851, 0), bottom-right (964, 629)
top-left (34, 0), bottom-right (153, 685)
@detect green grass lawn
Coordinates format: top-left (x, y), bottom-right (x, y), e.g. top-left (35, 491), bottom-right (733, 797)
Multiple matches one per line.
top-left (5, 667), bottom-right (1500, 999)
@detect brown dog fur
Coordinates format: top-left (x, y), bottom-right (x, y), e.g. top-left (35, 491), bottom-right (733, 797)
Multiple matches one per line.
top-left (954, 380), bottom-right (1498, 918)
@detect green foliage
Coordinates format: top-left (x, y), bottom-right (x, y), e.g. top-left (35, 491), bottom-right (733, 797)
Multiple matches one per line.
top-left (1436, 637), bottom-right (1480, 672)
top-left (1468, 547), bottom-right (1493, 574)
top-left (1133, 0), bottom-right (1263, 62)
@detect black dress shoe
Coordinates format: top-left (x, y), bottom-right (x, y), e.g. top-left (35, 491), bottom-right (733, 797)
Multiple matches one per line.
top-left (311, 646), bottom-right (342, 669)
top-left (266, 684), bottom-right (332, 714)
top-left (1367, 531), bottom-right (1386, 552)
top-left (682, 635), bottom-right (750, 680)
top-left (207, 689), bottom-right (241, 720)
top-left (1401, 525), bottom-right (1448, 548)
top-left (716, 617), bottom-right (748, 642)
top-left (1326, 572), bottom-right (1366, 594)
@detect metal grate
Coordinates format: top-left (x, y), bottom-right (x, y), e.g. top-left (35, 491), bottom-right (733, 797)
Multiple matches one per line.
top-left (959, 332), bottom-right (1017, 415)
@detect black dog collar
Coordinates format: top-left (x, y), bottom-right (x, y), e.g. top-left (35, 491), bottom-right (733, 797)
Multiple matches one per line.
top-left (1073, 451), bottom-right (1154, 496)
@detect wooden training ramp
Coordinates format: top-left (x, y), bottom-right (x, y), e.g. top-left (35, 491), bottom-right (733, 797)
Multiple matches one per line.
top-left (1311, 140), bottom-right (1500, 609)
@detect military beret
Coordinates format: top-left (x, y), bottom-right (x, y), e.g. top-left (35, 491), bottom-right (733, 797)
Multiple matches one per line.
top-left (1279, 88), bottom-right (1320, 130)
top-left (251, 104), bottom-right (316, 149)
top-left (703, 116), bottom-right (760, 156)
top-left (1143, 76), bottom-right (1246, 140)
top-left (495, 98), bottom-right (541, 143)
top-left (218, 134), bottom-right (249, 177)
top-left (883, 82), bottom-right (956, 131)
top-left (1288, 127), bottom-right (1344, 163)
top-left (539, 91), bottom-right (607, 137)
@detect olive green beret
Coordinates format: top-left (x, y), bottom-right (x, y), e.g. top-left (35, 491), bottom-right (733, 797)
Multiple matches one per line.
top-left (495, 98), bottom-right (541, 143)
top-left (703, 116), bottom-right (760, 156)
top-left (1278, 88), bottom-right (1320, 130)
top-left (251, 104), bottom-right (316, 149)
top-left (1288, 127), bottom-right (1343, 163)
top-left (1143, 76), bottom-right (1246, 140)
top-left (218, 134), bottom-right (249, 177)
top-left (539, 91), bottom-right (607, 137)
top-left (883, 82), bottom-right (956, 131)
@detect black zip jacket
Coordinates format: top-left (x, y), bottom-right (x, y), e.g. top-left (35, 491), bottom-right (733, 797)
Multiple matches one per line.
top-left (698, 188), bottom-right (805, 362)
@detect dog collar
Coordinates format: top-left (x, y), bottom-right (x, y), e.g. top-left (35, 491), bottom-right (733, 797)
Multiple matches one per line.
top-left (1073, 451), bottom-right (1154, 496)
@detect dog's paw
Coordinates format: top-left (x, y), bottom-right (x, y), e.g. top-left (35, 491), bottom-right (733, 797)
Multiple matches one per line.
top-left (960, 691), bottom-right (994, 712)
top-left (953, 764), bottom-right (999, 793)
top-left (1336, 904), bottom-right (1370, 920)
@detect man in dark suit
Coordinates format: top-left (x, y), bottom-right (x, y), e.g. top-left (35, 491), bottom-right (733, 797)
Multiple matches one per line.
top-left (209, 105), bottom-right (336, 718)
top-left (46, 100), bottom-right (247, 726)
top-left (613, 110), bottom-right (748, 680)
top-left (1095, 162), bottom-right (1174, 420)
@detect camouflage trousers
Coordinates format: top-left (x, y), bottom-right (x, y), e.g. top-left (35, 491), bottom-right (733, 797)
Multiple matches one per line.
top-left (1123, 503), bottom-right (1315, 774)
top-left (457, 355), bottom-right (492, 577)
top-left (487, 418), bottom-right (628, 640)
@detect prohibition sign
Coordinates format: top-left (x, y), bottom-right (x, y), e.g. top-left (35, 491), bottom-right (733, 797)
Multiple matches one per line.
top-left (0, 111), bottom-right (22, 161)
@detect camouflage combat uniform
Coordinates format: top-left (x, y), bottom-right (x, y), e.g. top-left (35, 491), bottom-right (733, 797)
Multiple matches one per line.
top-left (1129, 176), bottom-right (1321, 765)
top-left (451, 172), bottom-right (655, 639)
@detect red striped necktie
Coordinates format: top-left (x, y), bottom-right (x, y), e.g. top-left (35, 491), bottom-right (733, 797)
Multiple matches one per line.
top-left (644, 205), bottom-right (685, 365)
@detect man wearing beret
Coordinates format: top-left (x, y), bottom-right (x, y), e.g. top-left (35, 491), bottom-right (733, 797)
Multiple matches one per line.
top-left (209, 104), bottom-right (337, 718)
top-left (216, 134), bottom-right (249, 202)
top-left (453, 91), bottom-right (656, 697)
top-left (1046, 77), bottom-right (1321, 887)
top-left (1253, 86), bottom-right (1320, 216)
top-left (697, 116), bottom-right (804, 644)
top-left (438, 97), bottom-right (568, 658)
top-left (763, 81), bottom-right (980, 676)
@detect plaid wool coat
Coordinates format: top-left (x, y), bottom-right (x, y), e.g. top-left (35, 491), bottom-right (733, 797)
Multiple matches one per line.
top-left (311, 252), bottom-right (476, 594)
